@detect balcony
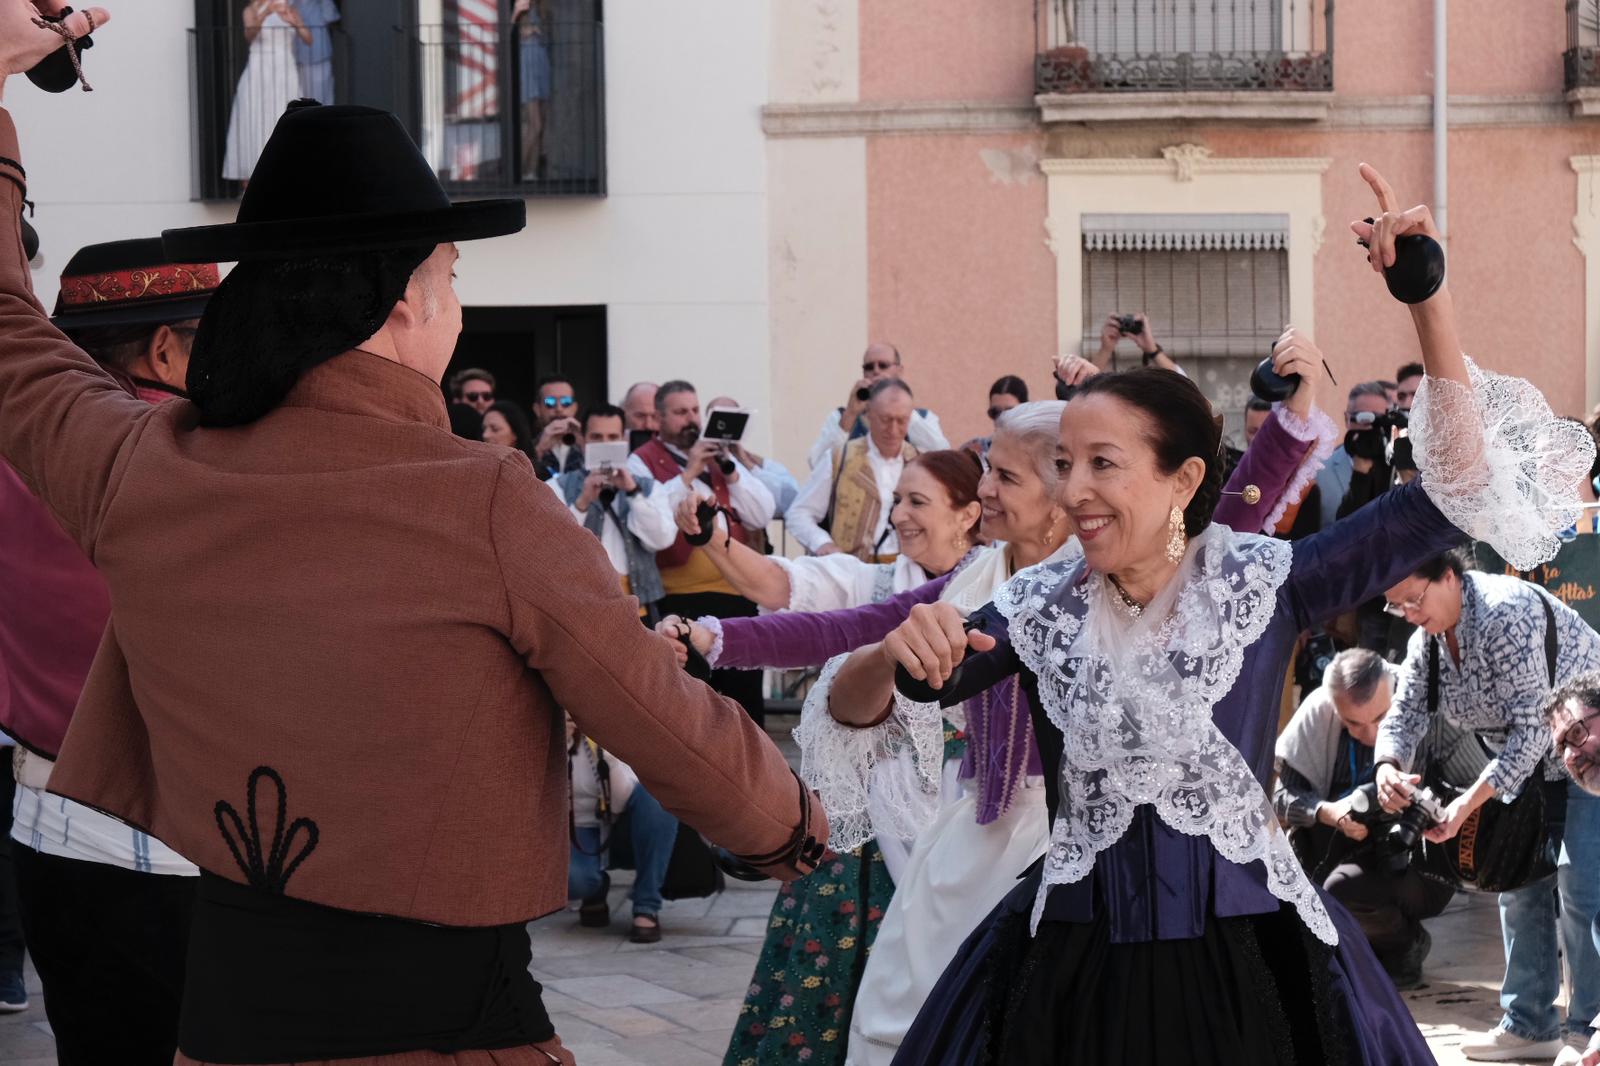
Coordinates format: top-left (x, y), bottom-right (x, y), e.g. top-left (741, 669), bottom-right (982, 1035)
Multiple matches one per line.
top-left (1566, 0), bottom-right (1600, 115)
top-left (189, 18), bottom-right (604, 202)
top-left (1034, 0), bottom-right (1334, 124)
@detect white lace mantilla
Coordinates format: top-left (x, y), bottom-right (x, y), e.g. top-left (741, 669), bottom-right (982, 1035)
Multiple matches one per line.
top-left (796, 655), bottom-right (953, 854)
top-left (1410, 358), bottom-right (1596, 572)
top-left (995, 526), bottom-right (1338, 946)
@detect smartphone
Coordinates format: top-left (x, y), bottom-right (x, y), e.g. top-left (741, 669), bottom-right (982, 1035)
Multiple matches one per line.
top-left (703, 407), bottom-right (751, 443)
top-left (584, 440), bottom-right (630, 472)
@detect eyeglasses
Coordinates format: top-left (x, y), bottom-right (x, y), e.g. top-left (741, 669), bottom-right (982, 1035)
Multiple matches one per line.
top-left (463, 391), bottom-right (493, 403)
top-left (1554, 708), bottom-right (1600, 760)
top-left (541, 396), bottom-right (577, 409)
top-left (863, 361), bottom-right (896, 373)
top-left (1382, 579), bottom-right (1433, 617)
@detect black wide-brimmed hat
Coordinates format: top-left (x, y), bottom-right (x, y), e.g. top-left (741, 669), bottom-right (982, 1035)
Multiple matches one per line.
top-left (162, 101), bottom-right (525, 262)
top-left (51, 237), bottom-right (219, 331)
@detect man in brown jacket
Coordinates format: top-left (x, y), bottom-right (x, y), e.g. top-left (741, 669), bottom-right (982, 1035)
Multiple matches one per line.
top-left (0, 11), bottom-right (824, 1065)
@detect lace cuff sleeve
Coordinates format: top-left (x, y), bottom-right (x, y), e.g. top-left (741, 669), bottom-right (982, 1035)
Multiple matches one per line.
top-left (1265, 405), bottom-right (1340, 533)
top-left (1411, 358), bottom-right (1596, 571)
top-left (694, 616), bottom-right (725, 668)
top-left (793, 655), bottom-right (954, 852)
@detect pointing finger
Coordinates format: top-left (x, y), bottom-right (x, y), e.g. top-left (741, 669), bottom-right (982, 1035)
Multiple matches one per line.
top-left (1359, 162), bottom-right (1399, 215)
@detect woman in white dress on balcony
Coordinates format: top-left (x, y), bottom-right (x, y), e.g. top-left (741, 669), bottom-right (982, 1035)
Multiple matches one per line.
top-left (222, 0), bottom-right (309, 186)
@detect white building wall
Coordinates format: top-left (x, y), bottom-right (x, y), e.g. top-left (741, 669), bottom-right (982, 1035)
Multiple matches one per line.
top-left (11, 0), bottom-right (778, 452)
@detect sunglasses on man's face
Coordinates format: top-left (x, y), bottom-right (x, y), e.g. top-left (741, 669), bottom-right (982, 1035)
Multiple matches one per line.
top-left (863, 361), bottom-right (896, 373)
top-left (464, 391), bottom-right (493, 403)
top-left (541, 396), bottom-right (577, 409)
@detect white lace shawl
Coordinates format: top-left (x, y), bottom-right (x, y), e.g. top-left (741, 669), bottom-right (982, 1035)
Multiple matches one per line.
top-left (1410, 357), bottom-right (1595, 571)
top-left (994, 526), bottom-right (1337, 944)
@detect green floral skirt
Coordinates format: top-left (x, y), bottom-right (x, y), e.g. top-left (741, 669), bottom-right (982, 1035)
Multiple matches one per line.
top-left (723, 842), bottom-right (895, 1066)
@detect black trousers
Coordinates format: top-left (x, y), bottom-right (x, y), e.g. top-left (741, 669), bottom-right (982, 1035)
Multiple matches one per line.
top-left (660, 591), bottom-right (765, 726)
top-left (13, 845), bottom-right (196, 1066)
top-left (0, 757), bottom-right (23, 975)
top-left (1319, 840), bottom-right (1453, 964)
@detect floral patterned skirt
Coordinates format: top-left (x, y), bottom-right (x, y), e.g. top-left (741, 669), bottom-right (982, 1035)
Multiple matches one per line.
top-left (723, 843), bottom-right (895, 1066)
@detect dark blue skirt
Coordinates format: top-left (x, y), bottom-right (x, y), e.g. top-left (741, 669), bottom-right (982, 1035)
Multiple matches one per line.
top-left (891, 862), bottom-right (1437, 1066)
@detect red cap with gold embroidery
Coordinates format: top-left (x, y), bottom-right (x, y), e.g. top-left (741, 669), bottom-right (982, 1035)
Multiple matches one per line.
top-left (51, 237), bottom-right (219, 332)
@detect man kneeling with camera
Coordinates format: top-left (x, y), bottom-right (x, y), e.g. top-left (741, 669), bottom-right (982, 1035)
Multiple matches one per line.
top-left (1275, 649), bottom-right (1454, 988)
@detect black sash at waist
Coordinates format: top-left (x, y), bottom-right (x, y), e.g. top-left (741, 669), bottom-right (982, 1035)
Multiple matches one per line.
top-left (179, 872), bottom-right (553, 1063)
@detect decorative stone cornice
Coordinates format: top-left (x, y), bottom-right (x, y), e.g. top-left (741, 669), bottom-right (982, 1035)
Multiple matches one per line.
top-left (762, 101), bottom-right (1036, 138)
top-left (762, 92), bottom-right (1580, 138)
top-left (1040, 153), bottom-right (1332, 178)
top-left (1038, 90), bottom-right (1333, 124)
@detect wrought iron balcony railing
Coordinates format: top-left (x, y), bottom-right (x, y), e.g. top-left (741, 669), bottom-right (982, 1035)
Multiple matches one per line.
top-left (188, 18), bottom-right (604, 202)
top-left (1566, 0), bottom-right (1600, 91)
top-left (1035, 0), bottom-right (1333, 95)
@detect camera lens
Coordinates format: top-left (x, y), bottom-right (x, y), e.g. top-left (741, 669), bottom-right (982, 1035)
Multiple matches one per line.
top-left (856, 387), bottom-right (871, 403)
top-left (718, 458), bottom-right (736, 476)
top-left (562, 432), bottom-right (577, 447)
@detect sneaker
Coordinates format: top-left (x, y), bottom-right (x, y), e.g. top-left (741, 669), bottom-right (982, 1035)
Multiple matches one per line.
top-left (1459, 1025), bottom-right (1563, 1062)
top-left (1554, 1034), bottom-right (1596, 1066)
top-left (0, 970), bottom-right (27, 1013)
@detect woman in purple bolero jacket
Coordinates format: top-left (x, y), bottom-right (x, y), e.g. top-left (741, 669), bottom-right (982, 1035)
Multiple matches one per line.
top-left (823, 169), bottom-right (1596, 1065)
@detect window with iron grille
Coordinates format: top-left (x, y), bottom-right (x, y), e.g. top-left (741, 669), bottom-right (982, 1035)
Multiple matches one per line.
top-left (1081, 213), bottom-right (1289, 435)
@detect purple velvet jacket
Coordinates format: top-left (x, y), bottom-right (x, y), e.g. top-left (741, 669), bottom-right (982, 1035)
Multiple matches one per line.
top-left (713, 407), bottom-right (1325, 825)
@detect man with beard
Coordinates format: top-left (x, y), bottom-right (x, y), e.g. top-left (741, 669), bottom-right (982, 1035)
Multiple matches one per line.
top-left (1547, 674), bottom-right (1600, 1066)
top-left (628, 380), bottom-right (775, 724)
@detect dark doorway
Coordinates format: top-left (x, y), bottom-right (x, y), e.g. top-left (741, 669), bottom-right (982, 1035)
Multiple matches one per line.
top-left (445, 305), bottom-right (608, 416)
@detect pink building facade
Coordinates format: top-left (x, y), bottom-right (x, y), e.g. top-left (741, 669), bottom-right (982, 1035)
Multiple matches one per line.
top-left (764, 0), bottom-right (1600, 461)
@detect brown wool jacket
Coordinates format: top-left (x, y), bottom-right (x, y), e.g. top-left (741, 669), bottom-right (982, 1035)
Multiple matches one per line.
top-left (0, 110), bottom-right (823, 927)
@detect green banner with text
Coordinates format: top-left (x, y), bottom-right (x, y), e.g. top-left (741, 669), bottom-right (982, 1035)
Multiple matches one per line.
top-left (1472, 536), bottom-right (1600, 630)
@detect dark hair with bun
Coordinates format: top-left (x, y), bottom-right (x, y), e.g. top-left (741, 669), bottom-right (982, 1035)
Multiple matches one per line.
top-left (907, 449), bottom-right (984, 541)
top-left (1068, 368), bottom-right (1222, 537)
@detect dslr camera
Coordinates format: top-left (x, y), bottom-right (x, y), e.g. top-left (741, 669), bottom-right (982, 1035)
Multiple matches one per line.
top-left (1348, 780), bottom-right (1448, 853)
top-left (1116, 314), bottom-right (1143, 336)
top-left (1345, 408), bottom-right (1409, 464)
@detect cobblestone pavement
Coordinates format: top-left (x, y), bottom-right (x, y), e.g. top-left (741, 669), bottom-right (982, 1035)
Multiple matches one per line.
top-left (0, 717), bottom-right (1563, 1064)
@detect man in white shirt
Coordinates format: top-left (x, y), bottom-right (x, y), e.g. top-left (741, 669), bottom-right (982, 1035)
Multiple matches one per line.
top-left (788, 379), bottom-right (917, 560)
top-left (805, 343), bottom-right (948, 470)
top-left (627, 381), bottom-right (775, 723)
top-left (546, 404), bottom-right (678, 616)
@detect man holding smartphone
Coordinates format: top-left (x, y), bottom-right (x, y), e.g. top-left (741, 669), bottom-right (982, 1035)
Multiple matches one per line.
top-left (548, 404), bottom-right (677, 619)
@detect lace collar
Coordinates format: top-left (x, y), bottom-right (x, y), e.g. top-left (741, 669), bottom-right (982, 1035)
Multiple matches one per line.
top-left (995, 523), bottom-right (1336, 945)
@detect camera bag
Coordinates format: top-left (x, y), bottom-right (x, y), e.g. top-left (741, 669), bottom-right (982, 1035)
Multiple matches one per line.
top-left (1417, 592), bottom-right (1561, 894)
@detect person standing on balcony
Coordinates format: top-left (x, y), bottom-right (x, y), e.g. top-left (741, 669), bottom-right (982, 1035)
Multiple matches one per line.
top-left (288, 0), bottom-right (339, 103)
top-left (222, 0), bottom-right (309, 186)
top-left (513, 0), bottom-right (552, 182)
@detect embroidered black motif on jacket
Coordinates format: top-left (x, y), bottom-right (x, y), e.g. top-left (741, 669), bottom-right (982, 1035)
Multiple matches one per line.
top-left (214, 765), bottom-right (319, 893)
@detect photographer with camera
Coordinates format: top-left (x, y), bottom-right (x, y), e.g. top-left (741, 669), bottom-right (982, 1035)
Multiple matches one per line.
top-left (546, 404), bottom-right (677, 619)
top-left (532, 374), bottom-right (584, 477)
top-left (1377, 549), bottom-right (1600, 1062)
top-left (1087, 311), bottom-right (1180, 373)
top-left (787, 379), bottom-right (919, 561)
top-left (806, 343), bottom-right (948, 470)
top-left (1336, 384), bottom-right (1419, 654)
top-left (628, 381), bottom-right (775, 724)
top-left (1274, 649), bottom-right (1453, 988)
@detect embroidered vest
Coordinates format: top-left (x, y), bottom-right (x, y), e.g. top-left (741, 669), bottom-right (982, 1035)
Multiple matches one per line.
top-left (634, 438), bottom-right (751, 577)
top-left (826, 437), bottom-right (916, 562)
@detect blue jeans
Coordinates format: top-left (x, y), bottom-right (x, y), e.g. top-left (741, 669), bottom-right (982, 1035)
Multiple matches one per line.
top-left (1499, 780), bottom-right (1600, 1040)
top-left (568, 785), bottom-right (677, 919)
